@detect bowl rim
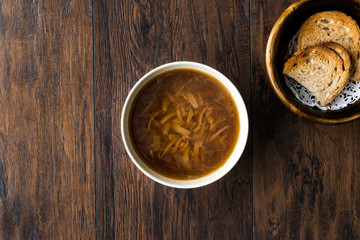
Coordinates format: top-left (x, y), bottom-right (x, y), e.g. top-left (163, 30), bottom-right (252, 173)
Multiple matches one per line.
top-left (265, 0), bottom-right (360, 124)
top-left (121, 61), bottom-right (249, 188)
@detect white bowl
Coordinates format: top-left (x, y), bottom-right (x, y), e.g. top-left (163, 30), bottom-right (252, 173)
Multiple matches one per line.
top-left (121, 61), bottom-right (249, 188)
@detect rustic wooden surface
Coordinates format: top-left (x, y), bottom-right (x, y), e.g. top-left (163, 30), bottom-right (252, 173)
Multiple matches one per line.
top-left (0, 0), bottom-right (360, 239)
top-left (252, 0), bottom-right (360, 239)
top-left (94, 0), bottom-right (252, 239)
top-left (0, 0), bottom-right (95, 239)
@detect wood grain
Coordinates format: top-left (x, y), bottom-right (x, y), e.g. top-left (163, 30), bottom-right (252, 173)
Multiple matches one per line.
top-left (0, 0), bottom-right (95, 239)
top-left (94, 0), bottom-right (252, 239)
top-left (2, 0), bottom-right (360, 239)
top-left (251, 0), bottom-right (360, 239)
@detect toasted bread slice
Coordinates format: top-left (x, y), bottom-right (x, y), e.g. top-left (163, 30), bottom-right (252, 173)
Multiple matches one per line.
top-left (283, 43), bottom-right (351, 106)
top-left (323, 42), bottom-right (351, 71)
top-left (297, 11), bottom-right (360, 81)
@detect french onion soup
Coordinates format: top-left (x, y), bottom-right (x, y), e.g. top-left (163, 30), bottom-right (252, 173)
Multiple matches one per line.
top-left (130, 69), bottom-right (240, 180)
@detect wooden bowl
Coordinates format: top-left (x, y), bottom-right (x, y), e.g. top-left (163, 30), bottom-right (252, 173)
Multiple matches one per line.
top-left (266, 0), bottom-right (360, 124)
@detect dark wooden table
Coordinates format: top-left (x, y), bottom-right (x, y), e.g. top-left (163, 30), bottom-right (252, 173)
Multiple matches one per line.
top-left (1, 0), bottom-right (360, 239)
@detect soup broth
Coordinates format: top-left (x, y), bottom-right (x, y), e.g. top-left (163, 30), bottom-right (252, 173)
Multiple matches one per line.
top-left (130, 69), bottom-right (240, 180)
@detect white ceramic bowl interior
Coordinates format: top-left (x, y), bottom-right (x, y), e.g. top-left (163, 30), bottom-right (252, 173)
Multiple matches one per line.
top-left (121, 61), bottom-right (249, 188)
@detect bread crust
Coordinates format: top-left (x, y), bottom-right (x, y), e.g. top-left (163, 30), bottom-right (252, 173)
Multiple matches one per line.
top-left (297, 11), bottom-right (360, 82)
top-left (284, 42), bottom-right (351, 106)
top-left (323, 41), bottom-right (351, 71)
